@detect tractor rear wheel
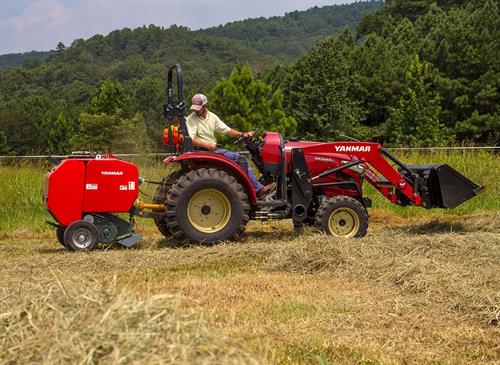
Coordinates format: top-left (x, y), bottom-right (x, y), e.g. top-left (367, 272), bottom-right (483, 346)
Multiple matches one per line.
top-left (165, 168), bottom-right (249, 244)
top-left (153, 170), bottom-right (183, 238)
top-left (315, 196), bottom-right (368, 238)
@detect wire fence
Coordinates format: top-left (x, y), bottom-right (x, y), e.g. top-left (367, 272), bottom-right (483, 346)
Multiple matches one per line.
top-left (0, 146), bottom-right (498, 160)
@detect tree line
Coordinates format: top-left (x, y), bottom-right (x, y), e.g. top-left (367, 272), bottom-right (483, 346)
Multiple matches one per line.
top-left (0, 0), bottom-right (498, 155)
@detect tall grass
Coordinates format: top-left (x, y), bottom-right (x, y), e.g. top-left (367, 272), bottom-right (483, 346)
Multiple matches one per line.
top-left (0, 151), bottom-right (498, 232)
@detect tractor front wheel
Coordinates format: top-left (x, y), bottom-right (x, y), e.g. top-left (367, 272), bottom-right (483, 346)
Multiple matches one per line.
top-left (165, 168), bottom-right (249, 244)
top-left (315, 196), bottom-right (368, 238)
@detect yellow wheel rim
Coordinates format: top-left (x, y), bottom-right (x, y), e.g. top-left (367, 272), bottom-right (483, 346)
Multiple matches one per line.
top-left (187, 188), bottom-right (231, 233)
top-left (327, 207), bottom-right (360, 238)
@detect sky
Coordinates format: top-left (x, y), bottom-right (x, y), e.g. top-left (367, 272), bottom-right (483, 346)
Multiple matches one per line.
top-left (0, 0), bottom-right (355, 55)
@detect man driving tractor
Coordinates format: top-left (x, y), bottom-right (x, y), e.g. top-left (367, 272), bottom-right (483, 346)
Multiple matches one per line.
top-left (186, 93), bottom-right (276, 199)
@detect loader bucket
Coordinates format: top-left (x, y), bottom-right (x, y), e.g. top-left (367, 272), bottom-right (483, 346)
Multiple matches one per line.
top-left (405, 165), bottom-right (485, 209)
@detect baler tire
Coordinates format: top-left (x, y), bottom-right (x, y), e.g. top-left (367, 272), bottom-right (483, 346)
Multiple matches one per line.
top-left (64, 221), bottom-right (99, 251)
top-left (315, 196), bottom-right (368, 238)
top-left (56, 226), bottom-right (66, 247)
top-left (153, 170), bottom-right (183, 238)
top-left (165, 168), bottom-right (249, 245)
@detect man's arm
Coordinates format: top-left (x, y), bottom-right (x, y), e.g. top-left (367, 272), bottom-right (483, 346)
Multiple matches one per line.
top-left (192, 138), bottom-right (217, 151)
top-left (214, 115), bottom-right (253, 139)
top-left (227, 129), bottom-right (254, 139)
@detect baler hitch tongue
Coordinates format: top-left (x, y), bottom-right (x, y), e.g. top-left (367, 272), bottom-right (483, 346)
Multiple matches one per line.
top-left (406, 164), bottom-right (484, 209)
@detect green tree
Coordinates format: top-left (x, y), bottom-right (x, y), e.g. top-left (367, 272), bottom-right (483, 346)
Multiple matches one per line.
top-left (0, 108), bottom-right (37, 155)
top-left (70, 112), bottom-right (152, 153)
top-left (385, 55), bottom-right (448, 146)
top-left (209, 64), bottom-right (296, 139)
top-left (90, 80), bottom-right (130, 116)
top-left (48, 113), bottom-right (76, 154)
top-left (0, 129), bottom-right (11, 155)
top-left (283, 31), bottom-right (367, 140)
top-left (352, 34), bottom-right (404, 128)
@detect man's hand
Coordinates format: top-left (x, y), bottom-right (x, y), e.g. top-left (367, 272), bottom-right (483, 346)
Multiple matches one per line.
top-left (243, 131), bottom-right (255, 139)
top-left (192, 138), bottom-right (217, 151)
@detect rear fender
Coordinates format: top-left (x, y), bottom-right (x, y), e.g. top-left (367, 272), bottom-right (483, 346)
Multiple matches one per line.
top-left (164, 152), bottom-right (257, 206)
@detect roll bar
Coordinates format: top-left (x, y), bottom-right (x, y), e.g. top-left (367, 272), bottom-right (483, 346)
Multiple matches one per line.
top-left (163, 64), bottom-right (193, 153)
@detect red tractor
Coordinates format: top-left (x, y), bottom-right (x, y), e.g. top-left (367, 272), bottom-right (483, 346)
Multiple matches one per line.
top-left (150, 64), bottom-right (484, 244)
top-left (44, 64), bottom-right (483, 250)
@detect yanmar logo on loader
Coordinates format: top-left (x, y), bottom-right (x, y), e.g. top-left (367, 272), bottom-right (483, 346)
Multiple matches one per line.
top-left (335, 145), bottom-right (371, 153)
top-left (101, 171), bottom-right (124, 176)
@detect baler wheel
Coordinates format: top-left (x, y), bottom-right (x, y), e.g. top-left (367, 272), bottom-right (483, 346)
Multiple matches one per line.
top-left (315, 196), bottom-right (368, 238)
top-left (165, 168), bottom-right (249, 244)
top-left (153, 170), bottom-right (183, 238)
top-left (63, 221), bottom-right (99, 251)
top-left (56, 226), bottom-right (66, 247)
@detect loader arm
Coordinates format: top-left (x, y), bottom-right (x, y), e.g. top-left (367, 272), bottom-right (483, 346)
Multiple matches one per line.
top-left (325, 142), bottom-right (422, 206)
top-left (304, 142), bottom-right (483, 209)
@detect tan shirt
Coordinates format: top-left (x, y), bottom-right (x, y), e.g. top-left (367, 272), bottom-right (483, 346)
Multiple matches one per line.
top-left (186, 111), bottom-right (231, 144)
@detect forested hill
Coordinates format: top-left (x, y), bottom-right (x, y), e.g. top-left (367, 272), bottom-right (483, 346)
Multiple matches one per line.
top-left (0, 1), bottom-right (381, 73)
top-left (0, 51), bottom-right (50, 71)
top-left (0, 0), bottom-right (498, 156)
top-left (203, 2), bottom-right (382, 58)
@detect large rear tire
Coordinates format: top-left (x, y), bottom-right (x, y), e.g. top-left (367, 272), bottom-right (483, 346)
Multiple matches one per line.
top-left (153, 170), bottom-right (183, 238)
top-left (165, 168), bottom-right (249, 244)
top-left (315, 196), bottom-right (368, 238)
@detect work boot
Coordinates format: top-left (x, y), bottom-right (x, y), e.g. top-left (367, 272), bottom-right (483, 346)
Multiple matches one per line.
top-left (257, 182), bottom-right (277, 199)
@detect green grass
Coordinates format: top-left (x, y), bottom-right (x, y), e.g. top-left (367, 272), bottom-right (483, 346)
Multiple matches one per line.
top-left (0, 151), bottom-right (498, 232)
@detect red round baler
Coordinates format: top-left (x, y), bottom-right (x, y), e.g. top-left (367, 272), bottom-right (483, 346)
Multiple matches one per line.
top-left (44, 153), bottom-right (141, 250)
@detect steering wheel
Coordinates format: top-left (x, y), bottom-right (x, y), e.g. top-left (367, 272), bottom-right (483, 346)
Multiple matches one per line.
top-left (235, 127), bottom-right (260, 145)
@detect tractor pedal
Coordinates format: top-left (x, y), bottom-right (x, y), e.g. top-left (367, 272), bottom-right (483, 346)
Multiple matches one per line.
top-left (118, 234), bottom-right (142, 247)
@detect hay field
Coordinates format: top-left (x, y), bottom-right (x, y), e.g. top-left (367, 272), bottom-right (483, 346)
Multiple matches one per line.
top-left (1, 212), bottom-right (499, 364)
top-left (0, 151), bottom-right (499, 364)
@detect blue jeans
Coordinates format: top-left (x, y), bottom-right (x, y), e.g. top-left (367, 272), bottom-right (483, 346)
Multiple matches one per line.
top-left (217, 149), bottom-right (263, 192)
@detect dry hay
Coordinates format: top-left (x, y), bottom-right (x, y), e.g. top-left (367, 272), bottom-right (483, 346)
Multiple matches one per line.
top-left (0, 275), bottom-right (259, 365)
top-left (0, 211), bottom-right (499, 364)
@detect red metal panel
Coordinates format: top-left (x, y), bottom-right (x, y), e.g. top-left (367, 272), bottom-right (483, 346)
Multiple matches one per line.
top-left (261, 132), bottom-right (282, 164)
top-left (45, 159), bottom-right (85, 226)
top-left (83, 159), bottom-right (139, 213)
top-left (164, 152), bottom-right (257, 206)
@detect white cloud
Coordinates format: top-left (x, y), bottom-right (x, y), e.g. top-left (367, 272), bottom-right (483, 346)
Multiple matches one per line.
top-left (0, 0), bottom-right (351, 54)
